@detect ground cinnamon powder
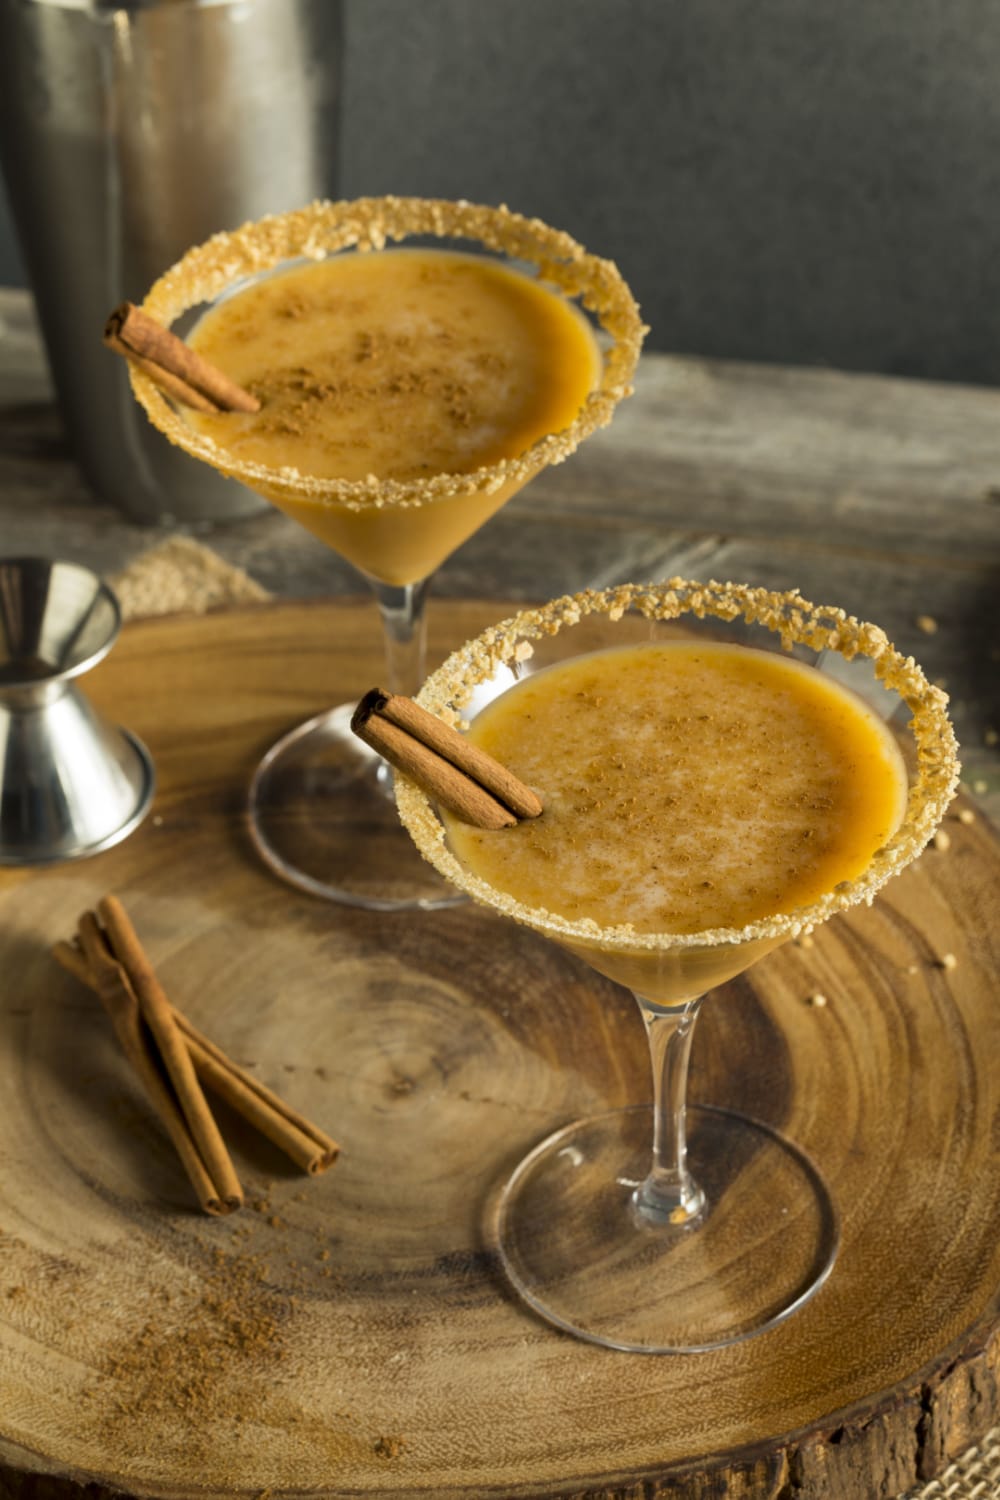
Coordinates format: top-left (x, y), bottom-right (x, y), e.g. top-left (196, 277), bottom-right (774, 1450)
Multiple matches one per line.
top-left (54, 1203), bottom-right (397, 1482)
top-left (83, 1248), bottom-right (289, 1438)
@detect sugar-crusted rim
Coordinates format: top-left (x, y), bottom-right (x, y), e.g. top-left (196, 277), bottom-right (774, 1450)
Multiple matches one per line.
top-left (395, 579), bottom-right (961, 954)
top-left (129, 196), bottom-right (646, 512)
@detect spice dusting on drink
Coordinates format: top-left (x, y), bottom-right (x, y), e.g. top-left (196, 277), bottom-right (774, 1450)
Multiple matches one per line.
top-left (446, 640), bottom-right (910, 935)
top-left (185, 248), bottom-right (602, 484)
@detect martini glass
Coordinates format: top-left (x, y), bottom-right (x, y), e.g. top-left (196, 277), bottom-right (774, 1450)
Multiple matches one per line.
top-left (396, 579), bottom-right (959, 1351)
top-left (126, 198), bottom-right (644, 909)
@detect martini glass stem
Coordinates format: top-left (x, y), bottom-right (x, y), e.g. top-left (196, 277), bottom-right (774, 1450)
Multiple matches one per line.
top-left (632, 993), bottom-right (707, 1228)
top-left (368, 574), bottom-right (433, 800)
top-left (370, 576), bottom-right (433, 697)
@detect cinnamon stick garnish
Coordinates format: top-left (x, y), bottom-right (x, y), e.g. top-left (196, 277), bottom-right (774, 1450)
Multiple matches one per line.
top-left (54, 915), bottom-right (339, 1189)
top-left (103, 301), bottom-right (261, 414)
top-left (351, 688), bottom-right (543, 831)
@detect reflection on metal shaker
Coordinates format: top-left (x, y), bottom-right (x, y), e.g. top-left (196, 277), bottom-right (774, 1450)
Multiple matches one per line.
top-left (0, 0), bottom-right (342, 525)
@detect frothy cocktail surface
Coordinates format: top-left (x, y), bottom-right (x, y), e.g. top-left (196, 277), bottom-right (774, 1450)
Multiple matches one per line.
top-left (446, 641), bottom-right (908, 936)
top-left (186, 249), bottom-right (600, 482)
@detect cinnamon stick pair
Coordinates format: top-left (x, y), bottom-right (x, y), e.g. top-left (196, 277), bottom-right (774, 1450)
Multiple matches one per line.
top-left (351, 689), bottom-right (543, 830)
top-left (55, 897), bottom-right (338, 1216)
top-left (103, 302), bottom-right (260, 414)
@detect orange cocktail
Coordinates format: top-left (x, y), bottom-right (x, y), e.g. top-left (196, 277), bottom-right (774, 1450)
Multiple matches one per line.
top-left (445, 637), bottom-right (910, 1000)
top-left (128, 199), bottom-right (644, 909)
top-left (397, 579), bottom-right (958, 1351)
top-left (185, 247), bottom-right (602, 586)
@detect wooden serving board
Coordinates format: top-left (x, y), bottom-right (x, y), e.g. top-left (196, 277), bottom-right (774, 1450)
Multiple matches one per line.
top-left (0, 598), bottom-right (998, 1500)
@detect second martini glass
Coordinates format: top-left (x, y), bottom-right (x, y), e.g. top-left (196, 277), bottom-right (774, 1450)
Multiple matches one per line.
top-left (127, 197), bottom-right (644, 909)
top-left (396, 580), bottom-right (959, 1351)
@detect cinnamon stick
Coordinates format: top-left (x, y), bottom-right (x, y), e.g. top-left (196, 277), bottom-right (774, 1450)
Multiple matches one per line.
top-left (103, 301), bottom-right (261, 414)
top-left (72, 919), bottom-right (235, 1216)
top-left (176, 1019), bottom-right (339, 1176)
top-left (351, 688), bottom-right (543, 830)
top-left (95, 896), bottom-right (244, 1213)
top-left (103, 331), bottom-right (219, 414)
top-left (53, 930), bottom-right (339, 1178)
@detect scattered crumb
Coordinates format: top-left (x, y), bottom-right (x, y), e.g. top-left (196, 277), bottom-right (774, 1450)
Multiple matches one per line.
top-left (937, 953), bottom-right (958, 971)
top-left (374, 1435), bottom-right (407, 1459)
top-left (806, 992), bottom-right (828, 1008)
top-left (932, 829), bottom-right (951, 852)
top-left (916, 615), bottom-right (938, 635)
top-left (973, 779), bottom-right (988, 795)
top-left (112, 536), bottom-right (271, 620)
top-left (985, 728), bottom-right (998, 747)
top-left (906, 964), bottom-right (919, 975)
top-left (796, 933), bottom-right (815, 949)
top-left (957, 808), bottom-right (975, 825)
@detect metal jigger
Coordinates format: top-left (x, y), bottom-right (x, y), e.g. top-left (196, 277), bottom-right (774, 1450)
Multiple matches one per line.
top-left (0, 558), bottom-right (155, 864)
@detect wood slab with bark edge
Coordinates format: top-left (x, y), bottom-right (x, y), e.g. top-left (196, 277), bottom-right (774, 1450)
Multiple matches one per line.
top-left (0, 598), bottom-right (996, 1500)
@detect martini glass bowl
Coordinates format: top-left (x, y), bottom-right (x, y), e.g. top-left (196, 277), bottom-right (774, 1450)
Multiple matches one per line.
top-left (396, 579), bottom-right (959, 1352)
top-left (127, 198), bottom-right (644, 909)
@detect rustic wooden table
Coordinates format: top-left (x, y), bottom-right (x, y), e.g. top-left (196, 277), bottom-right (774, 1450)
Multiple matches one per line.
top-left (1, 284), bottom-right (998, 1500)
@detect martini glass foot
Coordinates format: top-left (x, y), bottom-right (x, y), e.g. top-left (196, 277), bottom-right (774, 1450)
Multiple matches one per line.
top-left (493, 1103), bottom-right (839, 1353)
top-left (247, 704), bottom-right (466, 910)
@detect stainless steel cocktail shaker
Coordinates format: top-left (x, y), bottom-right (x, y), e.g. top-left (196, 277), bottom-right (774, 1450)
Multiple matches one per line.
top-left (0, 0), bottom-right (342, 525)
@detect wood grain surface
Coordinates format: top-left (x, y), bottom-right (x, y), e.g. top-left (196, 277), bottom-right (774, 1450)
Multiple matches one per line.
top-left (0, 598), bottom-right (997, 1500)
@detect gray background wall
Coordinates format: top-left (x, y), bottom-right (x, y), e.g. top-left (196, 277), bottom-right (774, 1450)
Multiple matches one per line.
top-left (3, 0), bottom-right (999, 385)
